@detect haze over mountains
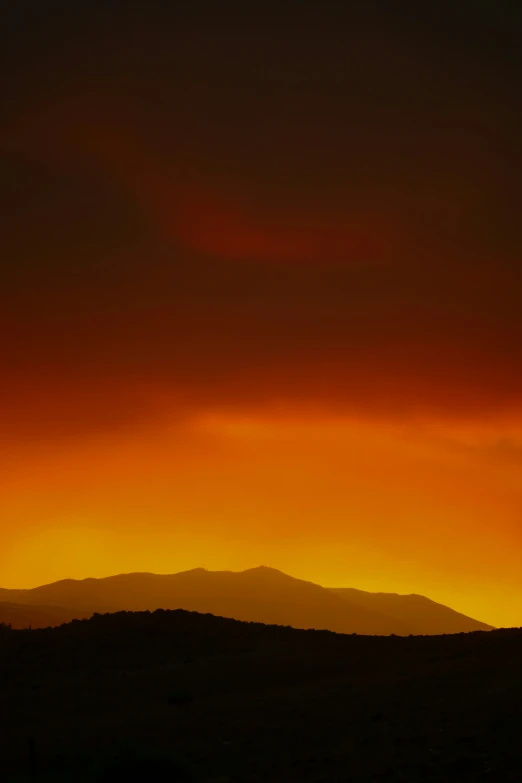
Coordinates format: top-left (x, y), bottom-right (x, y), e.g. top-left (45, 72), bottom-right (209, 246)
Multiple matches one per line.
top-left (0, 567), bottom-right (493, 634)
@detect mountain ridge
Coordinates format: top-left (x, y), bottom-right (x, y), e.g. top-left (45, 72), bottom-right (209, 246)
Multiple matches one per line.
top-left (0, 566), bottom-right (493, 634)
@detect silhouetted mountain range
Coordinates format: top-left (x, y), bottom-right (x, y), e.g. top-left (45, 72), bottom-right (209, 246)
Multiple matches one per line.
top-left (0, 566), bottom-right (493, 634)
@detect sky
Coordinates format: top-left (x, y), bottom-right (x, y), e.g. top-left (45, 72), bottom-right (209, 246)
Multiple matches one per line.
top-left (1, 1), bottom-right (521, 628)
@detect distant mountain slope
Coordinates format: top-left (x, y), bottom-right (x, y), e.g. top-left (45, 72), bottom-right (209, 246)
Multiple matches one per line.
top-left (0, 567), bottom-right (493, 634)
top-left (330, 587), bottom-right (493, 635)
top-left (0, 601), bottom-right (90, 630)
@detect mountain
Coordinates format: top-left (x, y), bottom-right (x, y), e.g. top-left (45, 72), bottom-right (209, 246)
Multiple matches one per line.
top-left (0, 566), bottom-right (493, 634)
top-left (0, 601), bottom-right (90, 630)
top-left (330, 587), bottom-right (493, 635)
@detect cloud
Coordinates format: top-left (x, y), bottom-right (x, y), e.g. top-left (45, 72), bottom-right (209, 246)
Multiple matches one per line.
top-left (1, 1), bottom-right (521, 443)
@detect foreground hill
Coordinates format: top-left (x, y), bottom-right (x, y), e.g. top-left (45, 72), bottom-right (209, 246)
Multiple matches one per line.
top-left (0, 611), bottom-right (520, 782)
top-left (0, 567), bottom-right (492, 635)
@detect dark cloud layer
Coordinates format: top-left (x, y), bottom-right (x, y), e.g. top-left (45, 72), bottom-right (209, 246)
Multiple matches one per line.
top-left (2, 1), bottom-right (522, 438)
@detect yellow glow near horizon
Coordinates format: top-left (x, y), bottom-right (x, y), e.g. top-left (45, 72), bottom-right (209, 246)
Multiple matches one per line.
top-left (1, 411), bottom-right (521, 629)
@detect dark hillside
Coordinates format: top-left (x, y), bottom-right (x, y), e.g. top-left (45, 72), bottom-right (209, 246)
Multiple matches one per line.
top-left (0, 611), bottom-right (520, 781)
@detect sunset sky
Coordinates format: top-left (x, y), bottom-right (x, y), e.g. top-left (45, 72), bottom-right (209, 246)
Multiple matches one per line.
top-left (1, 2), bottom-right (521, 628)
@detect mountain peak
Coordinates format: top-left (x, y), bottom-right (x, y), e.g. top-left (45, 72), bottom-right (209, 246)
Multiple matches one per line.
top-left (242, 566), bottom-right (293, 577)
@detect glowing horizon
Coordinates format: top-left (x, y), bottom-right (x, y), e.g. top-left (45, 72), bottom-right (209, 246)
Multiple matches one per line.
top-left (2, 4), bottom-right (521, 632)
top-left (2, 410), bottom-right (521, 629)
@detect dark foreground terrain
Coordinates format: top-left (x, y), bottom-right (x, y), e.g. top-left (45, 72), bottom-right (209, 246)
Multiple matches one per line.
top-left (0, 612), bottom-right (521, 782)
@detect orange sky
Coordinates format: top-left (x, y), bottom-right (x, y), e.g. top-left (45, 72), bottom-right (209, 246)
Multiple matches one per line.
top-left (1, 409), bottom-right (521, 628)
top-left (1, 2), bottom-right (522, 628)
